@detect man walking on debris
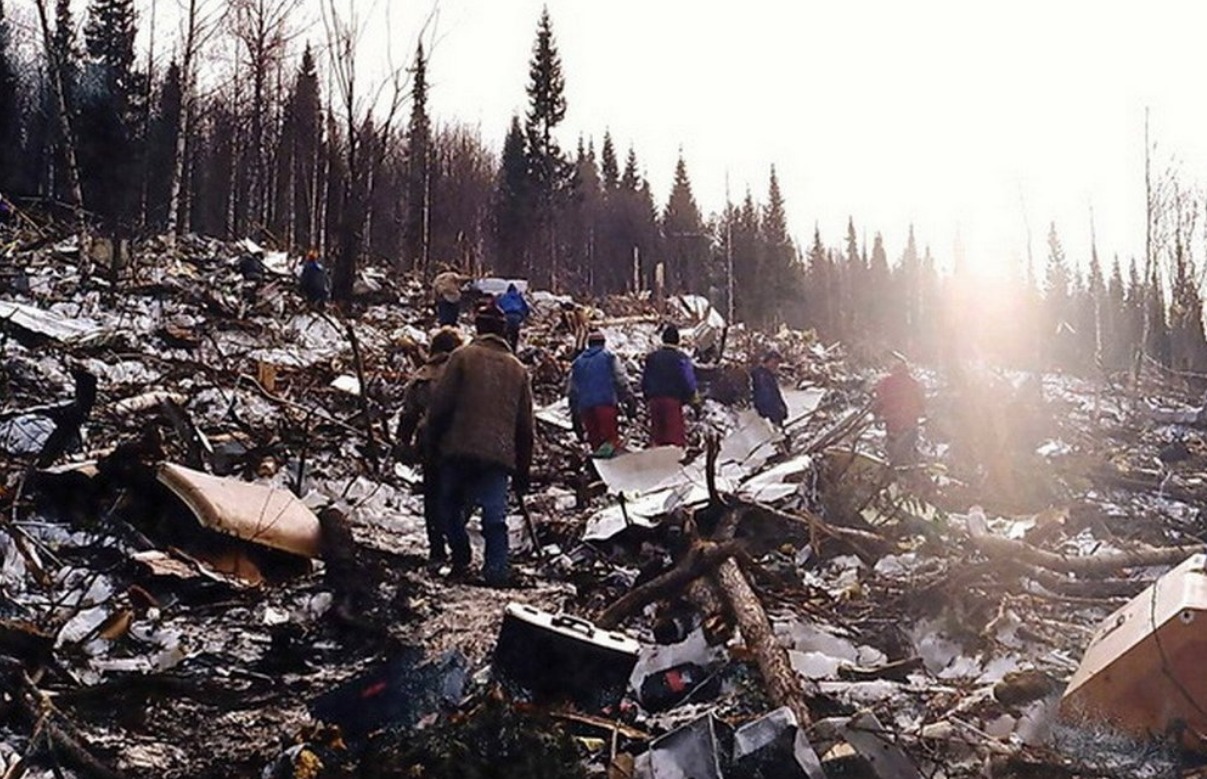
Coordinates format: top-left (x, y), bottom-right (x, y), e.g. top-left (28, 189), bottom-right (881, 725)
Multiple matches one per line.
top-left (498, 282), bottom-right (531, 352)
top-left (396, 327), bottom-right (464, 568)
top-left (427, 304), bottom-right (535, 587)
top-left (432, 268), bottom-right (471, 327)
top-left (642, 325), bottom-right (699, 448)
top-left (568, 330), bottom-right (636, 456)
top-left (751, 349), bottom-right (789, 428)
top-left (873, 354), bottom-right (925, 466)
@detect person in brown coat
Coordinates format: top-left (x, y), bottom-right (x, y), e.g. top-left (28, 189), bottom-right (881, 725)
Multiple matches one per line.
top-left (396, 327), bottom-right (464, 566)
top-left (426, 305), bottom-right (535, 586)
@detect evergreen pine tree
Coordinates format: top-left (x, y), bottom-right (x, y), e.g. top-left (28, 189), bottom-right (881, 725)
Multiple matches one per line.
top-left (1106, 256), bottom-right (1127, 368)
top-left (1147, 273), bottom-right (1171, 368)
top-left (868, 232), bottom-right (891, 338)
top-left (80, 0), bottom-right (143, 230)
top-left (662, 152), bottom-right (706, 293)
top-left (404, 43), bottom-right (433, 274)
top-left (621, 147), bottom-right (639, 191)
top-left (1043, 222), bottom-right (1073, 367)
top-left (805, 225), bottom-right (832, 335)
top-left (600, 130), bottom-right (618, 190)
top-left (524, 7), bottom-right (571, 286)
top-left (144, 61), bottom-right (182, 228)
top-left (495, 115), bottom-right (530, 277)
top-left (730, 190), bottom-right (761, 321)
top-left (53, 0), bottom-right (77, 92)
top-left (896, 225), bottom-right (921, 351)
top-left (760, 165), bottom-right (796, 327)
top-left (84, 0), bottom-right (137, 92)
top-left (290, 45), bottom-right (322, 249)
top-left (567, 135), bottom-right (601, 292)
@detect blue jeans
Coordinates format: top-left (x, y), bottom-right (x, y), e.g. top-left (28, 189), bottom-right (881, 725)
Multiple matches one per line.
top-left (436, 299), bottom-right (459, 327)
top-left (439, 459), bottom-right (511, 579)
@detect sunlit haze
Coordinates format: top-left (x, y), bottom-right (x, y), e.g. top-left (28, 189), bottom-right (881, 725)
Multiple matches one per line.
top-left (311, 0), bottom-right (1207, 278)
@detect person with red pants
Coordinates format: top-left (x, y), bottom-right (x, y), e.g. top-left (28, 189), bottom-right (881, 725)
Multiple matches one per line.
top-left (568, 330), bottom-right (635, 455)
top-left (873, 354), bottom-right (925, 466)
top-left (641, 325), bottom-right (698, 447)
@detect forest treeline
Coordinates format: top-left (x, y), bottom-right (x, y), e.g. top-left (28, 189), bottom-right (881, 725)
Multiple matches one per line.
top-left (2, 0), bottom-right (1206, 376)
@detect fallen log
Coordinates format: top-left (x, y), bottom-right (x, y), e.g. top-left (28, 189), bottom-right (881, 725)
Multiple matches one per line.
top-left (968, 526), bottom-right (1206, 576)
top-left (594, 540), bottom-right (744, 630)
top-left (711, 508), bottom-right (813, 727)
top-left (713, 556), bottom-right (813, 728)
top-left (1085, 463), bottom-right (1207, 506)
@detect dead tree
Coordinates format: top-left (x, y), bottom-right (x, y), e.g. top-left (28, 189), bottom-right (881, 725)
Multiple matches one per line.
top-left (230, 0), bottom-right (304, 234)
top-left (166, 0), bottom-right (225, 249)
top-left (319, 0), bottom-right (430, 303)
top-left (33, 0), bottom-right (86, 264)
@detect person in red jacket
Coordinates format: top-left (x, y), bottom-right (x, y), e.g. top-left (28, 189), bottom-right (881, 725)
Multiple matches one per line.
top-left (873, 355), bottom-right (925, 466)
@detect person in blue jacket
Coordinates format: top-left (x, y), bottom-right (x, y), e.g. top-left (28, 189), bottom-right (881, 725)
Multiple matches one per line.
top-left (751, 350), bottom-right (789, 427)
top-left (300, 249), bottom-right (330, 305)
top-left (641, 325), bottom-right (698, 447)
top-left (497, 283), bottom-right (530, 352)
top-left (568, 330), bottom-right (636, 454)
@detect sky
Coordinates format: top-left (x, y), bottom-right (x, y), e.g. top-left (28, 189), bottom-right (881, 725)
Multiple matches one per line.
top-left (396, 0), bottom-right (1207, 278)
top-left (40, 0), bottom-right (1207, 277)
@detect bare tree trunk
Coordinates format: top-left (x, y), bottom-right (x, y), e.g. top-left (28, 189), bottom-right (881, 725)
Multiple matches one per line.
top-left (139, 0), bottom-right (158, 229)
top-left (166, 0), bottom-right (199, 250)
top-left (33, 0), bottom-right (87, 270)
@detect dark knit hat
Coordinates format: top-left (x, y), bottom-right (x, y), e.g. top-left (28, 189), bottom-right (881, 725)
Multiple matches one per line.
top-left (431, 327), bottom-right (463, 355)
top-left (474, 304), bottom-right (507, 336)
top-left (662, 324), bottom-right (680, 345)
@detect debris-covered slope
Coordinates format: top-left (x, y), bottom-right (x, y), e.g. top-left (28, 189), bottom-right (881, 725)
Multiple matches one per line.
top-left (2, 228), bottom-right (1207, 778)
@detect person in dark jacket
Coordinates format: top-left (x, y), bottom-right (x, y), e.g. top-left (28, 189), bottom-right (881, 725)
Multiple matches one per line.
top-left (497, 283), bottom-right (530, 352)
top-left (568, 330), bottom-right (635, 454)
top-left (426, 304), bottom-right (535, 587)
top-left (396, 327), bottom-right (464, 567)
top-left (751, 350), bottom-right (789, 427)
top-left (300, 250), bottom-right (330, 304)
top-left (641, 325), bottom-right (698, 448)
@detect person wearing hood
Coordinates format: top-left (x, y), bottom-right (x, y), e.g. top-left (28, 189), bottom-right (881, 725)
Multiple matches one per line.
top-left (497, 282), bottom-right (531, 352)
top-left (751, 350), bottom-right (789, 428)
top-left (568, 330), bottom-right (636, 454)
top-left (396, 327), bottom-right (464, 567)
top-left (641, 325), bottom-right (699, 448)
top-left (426, 304), bottom-right (535, 587)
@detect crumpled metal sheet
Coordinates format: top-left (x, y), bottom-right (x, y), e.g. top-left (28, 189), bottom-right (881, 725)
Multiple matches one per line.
top-left (0, 300), bottom-right (103, 343)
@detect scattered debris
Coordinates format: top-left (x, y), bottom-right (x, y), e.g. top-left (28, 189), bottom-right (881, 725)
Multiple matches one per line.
top-left (4, 229), bottom-right (1207, 777)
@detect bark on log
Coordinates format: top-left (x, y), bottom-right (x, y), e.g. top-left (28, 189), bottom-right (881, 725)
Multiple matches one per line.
top-left (713, 556), bottom-right (812, 727)
top-left (711, 507), bottom-right (813, 727)
top-left (968, 526), bottom-right (1206, 576)
top-left (595, 540), bottom-right (743, 630)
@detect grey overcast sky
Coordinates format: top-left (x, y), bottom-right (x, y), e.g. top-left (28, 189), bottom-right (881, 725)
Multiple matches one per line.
top-left (91, 0), bottom-right (1207, 274)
